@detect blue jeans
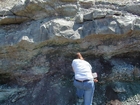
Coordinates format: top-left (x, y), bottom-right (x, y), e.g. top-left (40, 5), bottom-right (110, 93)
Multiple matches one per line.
top-left (74, 80), bottom-right (95, 105)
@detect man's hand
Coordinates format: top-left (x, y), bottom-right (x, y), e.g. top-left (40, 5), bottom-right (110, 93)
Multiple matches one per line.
top-left (94, 79), bottom-right (98, 83)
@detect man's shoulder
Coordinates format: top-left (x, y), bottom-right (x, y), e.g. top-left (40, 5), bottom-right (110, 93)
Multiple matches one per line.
top-left (73, 59), bottom-right (79, 61)
top-left (72, 59), bottom-right (80, 64)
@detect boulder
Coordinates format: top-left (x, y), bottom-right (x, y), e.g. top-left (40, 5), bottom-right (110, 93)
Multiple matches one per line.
top-left (124, 4), bottom-right (140, 16)
top-left (40, 19), bottom-right (78, 39)
top-left (57, 4), bottom-right (77, 16)
top-left (75, 13), bottom-right (84, 23)
top-left (79, 0), bottom-right (95, 8)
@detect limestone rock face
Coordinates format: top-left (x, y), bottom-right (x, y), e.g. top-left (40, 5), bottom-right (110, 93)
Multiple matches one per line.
top-left (0, 0), bottom-right (140, 105)
top-left (0, 0), bottom-right (78, 24)
top-left (0, 1), bottom-right (140, 45)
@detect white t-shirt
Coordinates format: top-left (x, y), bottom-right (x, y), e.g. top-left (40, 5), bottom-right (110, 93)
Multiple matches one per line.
top-left (72, 59), bottom-right (93, 81)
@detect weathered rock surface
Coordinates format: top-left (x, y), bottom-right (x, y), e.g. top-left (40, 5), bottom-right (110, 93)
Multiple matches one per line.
top-left (0, 0), bottom-right (140, 46)
top-left (0, 0), bottom-right (140, 105)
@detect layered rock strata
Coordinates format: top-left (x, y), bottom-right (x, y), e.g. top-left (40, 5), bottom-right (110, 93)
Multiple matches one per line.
top-left (0, 0), bottom-right (140, 105)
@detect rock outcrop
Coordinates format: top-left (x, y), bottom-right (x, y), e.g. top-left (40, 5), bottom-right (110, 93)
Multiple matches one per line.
top-left (0, 0), bottom-right (140, 105)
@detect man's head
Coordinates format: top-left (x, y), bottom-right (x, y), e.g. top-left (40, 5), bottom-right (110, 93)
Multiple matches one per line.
top-left (76, 52), bottom-right (84, 60)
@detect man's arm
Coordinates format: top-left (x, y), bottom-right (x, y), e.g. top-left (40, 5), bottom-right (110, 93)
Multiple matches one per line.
top-left (72, 68), bottom-right (74, 72)
top-left (77, 52), bottom-right (84, 60)
top-left (72, 67), bottom-right (75, 72)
